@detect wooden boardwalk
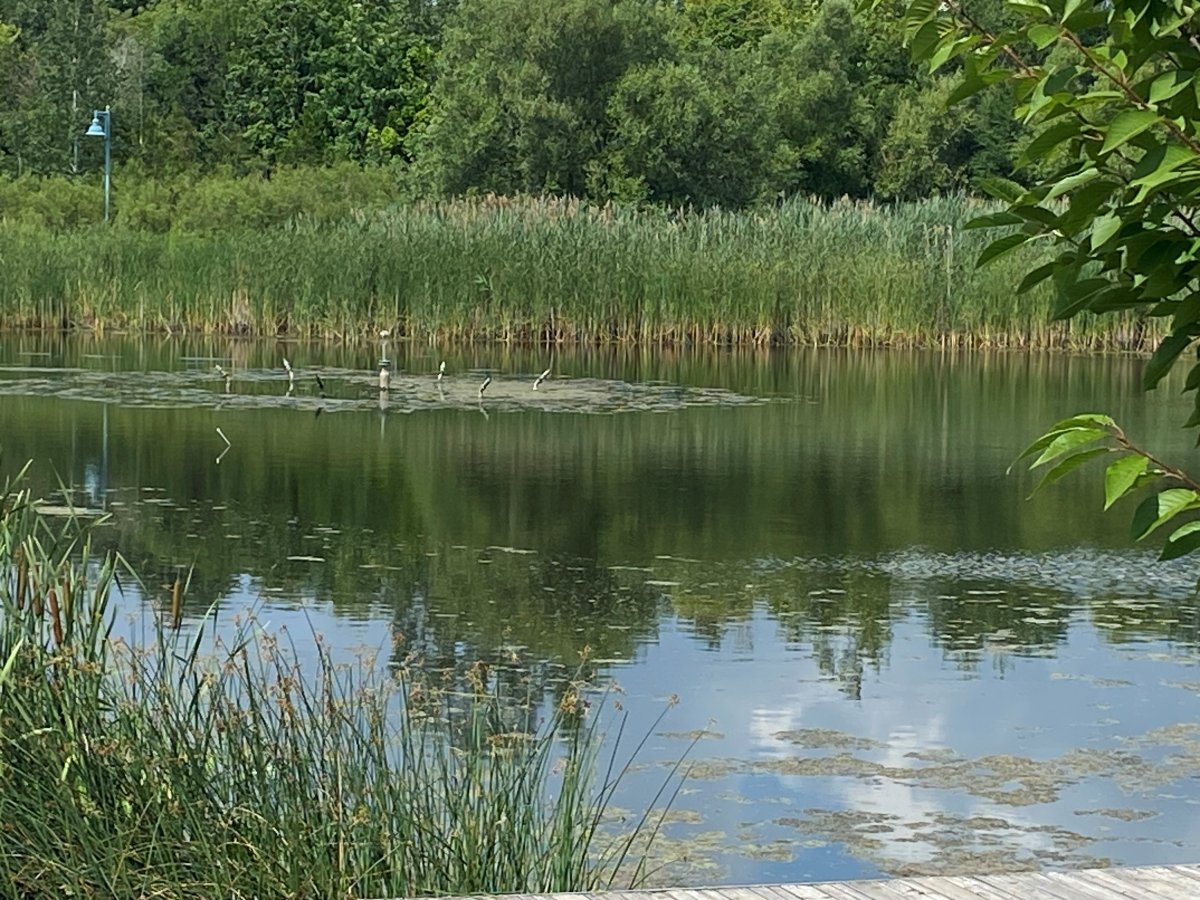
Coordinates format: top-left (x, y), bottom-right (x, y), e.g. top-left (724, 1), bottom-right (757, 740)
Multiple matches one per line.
top-left (476, 864), bottom-right (1200, 900)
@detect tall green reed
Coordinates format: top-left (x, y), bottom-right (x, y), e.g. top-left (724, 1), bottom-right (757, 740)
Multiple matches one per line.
top-left (0, 195), bottom-right (1154, 349)
top-left (0, 463), bottom-right (681, 899)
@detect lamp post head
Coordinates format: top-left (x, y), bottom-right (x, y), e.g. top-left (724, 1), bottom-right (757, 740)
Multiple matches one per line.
top-left (86, 114), bottom-right (105, 137)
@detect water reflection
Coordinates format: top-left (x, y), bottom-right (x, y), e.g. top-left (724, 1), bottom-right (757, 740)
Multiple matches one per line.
top-left (3, 337), bottom-right (1200, 884)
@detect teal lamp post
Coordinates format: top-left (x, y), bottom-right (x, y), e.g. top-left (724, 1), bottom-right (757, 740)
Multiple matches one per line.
top-left (85, 107), bottom-right (112, 223)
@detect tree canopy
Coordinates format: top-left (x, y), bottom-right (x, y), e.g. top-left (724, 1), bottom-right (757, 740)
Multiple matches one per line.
top-left (2, 0), bottom-right (1026, 206)
top-left (873, 0), bottom-right (1200, 560)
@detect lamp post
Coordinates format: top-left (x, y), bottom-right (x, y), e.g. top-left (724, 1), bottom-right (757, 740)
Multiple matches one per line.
top-left (85, 106), bottom-right (111, 223)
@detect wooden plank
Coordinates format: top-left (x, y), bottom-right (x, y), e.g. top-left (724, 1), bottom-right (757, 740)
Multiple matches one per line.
top-left (413, 864), bottom-right (1200, 900)
top-left (1140, 865), bottom-right (1200, 886)
top-left (1110, 866), bottom-right (1200, 898)
top-left (798, 883), bottom-right (884, 900)
top-left (1142, 868), bottom-right (1200, 888)
top-left (1010, 872), bottom-right (1130, 900)
top-left (868, 876), bottom-right (975, 900)
top-left (1077, 867), bottom-right (1193, 900)
top-left (700, 889), bottom-right (776, 900)
top-left (820, 879), bottom-right (929, 900)
top-left (868, 883), bottom-right (960, 900)
top-left (770, 884), bottom-right (853, 900)
top-left (1038, 870), bottom-right (1157, 900)
top-left (752, 884), bottom-right (831, 900)
top-left (931, 873), bottom-right (1030, 900)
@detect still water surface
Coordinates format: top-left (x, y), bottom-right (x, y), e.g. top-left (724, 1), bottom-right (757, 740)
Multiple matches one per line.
top-left (3, 335), bottom-right (1200, 885)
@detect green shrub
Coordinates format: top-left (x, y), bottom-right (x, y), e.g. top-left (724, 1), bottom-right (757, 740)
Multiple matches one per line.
top-left (0, 463), bottom-right (678, 898)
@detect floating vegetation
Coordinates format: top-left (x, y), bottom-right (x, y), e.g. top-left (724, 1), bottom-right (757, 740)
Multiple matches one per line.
top-left (0, 364), bottom-right (764, 415)
top-left (772, 729), bottom-right (887, 751)
top-left (1075, 808), bottom-right (1158, 822)
top-left (868, 548), bottom-right (1198, 602)
top-left (774, 809), bottom-right (1106, 876)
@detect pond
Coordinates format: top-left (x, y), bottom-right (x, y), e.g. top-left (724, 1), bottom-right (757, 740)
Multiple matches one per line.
top-left (3, 334), bottom-right (1200, 886)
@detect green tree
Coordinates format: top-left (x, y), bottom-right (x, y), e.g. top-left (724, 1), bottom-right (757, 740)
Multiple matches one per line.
top-left (762, 0), bottom-right (917, 197)
top-left (604, 54), bottom-right (779, 206)
top-left (874, 75), bottom-right (1020, 198)
top-left (877, 0), bottom-right (1200, 559)
top-left (677, 0), bottom-right (810, 50)
top-left (109, 0), bottom-right (245, 168)
top-left (0, 0), bottom-right (113, 176)
top-left (413, 0), bottom-right (670, 197)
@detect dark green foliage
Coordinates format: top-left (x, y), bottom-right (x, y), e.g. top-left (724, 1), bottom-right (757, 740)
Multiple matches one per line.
top-left (604, 55), bottom-right (778, 206)
top-left (0, 0), bottom-right (114, 176)
top-left (878, 0), bottom-right (1200, 561)
top-left (414, 0), bottom-right (671, 197)
top-left (1, 0), bottom-right (1029, 204)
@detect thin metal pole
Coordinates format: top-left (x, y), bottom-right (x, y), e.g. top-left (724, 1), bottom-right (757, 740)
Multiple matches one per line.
top-left (102, 107), bottom-right (111, 224)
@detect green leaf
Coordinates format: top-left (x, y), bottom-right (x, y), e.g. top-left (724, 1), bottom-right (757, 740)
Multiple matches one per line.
top-left (928, 34), bottom-right (969, 70)
top-left (965, 211), bottom-right (1024, 229)
top-left (902, 0), bottom-right (941, 32)
top-left (1084, 285), bottom-right (1141, 314)
top-left (1018, 118), bottom-right (1081, 169)
top-left (1131, 166), bottom-right (1200, 204)
top-left (1029, 446), bottom-right (1110, 496)
top-left (1051, 413), bottom-right (1117, 429)
top-left (1091, 213), bottom-right (1122, 250)
top-left (1104, 454), bottom-right (1148, 509)
top-left (1009, 414), bottom-right (1114, 471)
top-left (1171, 292), bottom-right (1200, 333)
top-left (1160, 519), bottom-right (1200, 560)
top-left (1045, 166), bottom-right (1100, 200)
top-left (1143, 333), bottom-right (1192, 389)
top-left (1129, 237), bottom-right (1184, 273)
top-left (1059, 179), bottom-right (1119, 235)
top-left (980, 177), bottom-right (1027, 203)
top-left (910, 20), bottom-right (944, 61)
top-left (1100, 108), bottom-right (1161, 155)
top-left (1149, 70), bottom-right (1194, 104)
top-left (1018, 261), bottom-right (1059, 293)
top-left (1062, 4), bottom-right (1102, 28)
top-left (977, 232), bottom-right (1033, 268)
top-left (1131, 487), bottom-right (1200, 540)
top-left (1011, 203), bottom-right (1061, 228)
top-left (1130, 143), bottom-right (1195, 183)
top-left (1053, 278), bottom-right (1116, 319)
top-left (1184, 389), bottom-right (1200, 427)
top-left (1032, 426), bottom-right (1106, 467)
top-left (0, 637), bottom-right (24, 694)
top-left (1007, 0), bottom-right (1053, 16)
top-left (1028, 23), bottom-right (1060, 48)
top-left (946, 70), bottom-right (992, 104)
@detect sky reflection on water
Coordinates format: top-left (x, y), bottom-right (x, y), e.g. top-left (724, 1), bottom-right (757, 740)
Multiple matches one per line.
top-left (4, 336), bottom-right (1200, 884)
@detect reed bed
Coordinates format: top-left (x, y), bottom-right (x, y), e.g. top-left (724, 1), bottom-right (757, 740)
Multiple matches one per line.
top-left (0, 465), bottom-right (677, 899)
top-left (0, 194), bottom-right (1153, 348)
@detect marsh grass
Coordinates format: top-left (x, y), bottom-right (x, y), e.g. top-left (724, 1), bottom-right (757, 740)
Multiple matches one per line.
top-left (0, 466), bottom-right (680, 899)
top-left (0, 194), bottom-right (1154, 349)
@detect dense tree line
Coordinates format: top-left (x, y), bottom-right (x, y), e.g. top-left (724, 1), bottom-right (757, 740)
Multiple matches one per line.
top-left (0, 0), bottom-right (1023, 207)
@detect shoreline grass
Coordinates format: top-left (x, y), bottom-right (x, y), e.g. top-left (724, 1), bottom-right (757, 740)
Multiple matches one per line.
top-left (0, 194), bottom-right (1155, 350)
top-left (0, 465), bottom-right (679, 899)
